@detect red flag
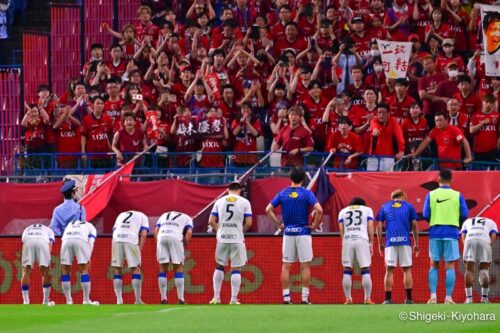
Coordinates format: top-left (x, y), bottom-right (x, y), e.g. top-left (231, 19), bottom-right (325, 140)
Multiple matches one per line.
top-left (80, 161), bottom-right (135, 221)
top-left (481, 195), bottom-right (500, 228)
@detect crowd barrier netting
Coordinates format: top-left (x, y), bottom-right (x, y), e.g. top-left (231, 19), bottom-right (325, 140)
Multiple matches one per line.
top-left (83, 0), bottom-right (114, 61)
top-left (1, 235), bottom-right (497, 305)
top-left (0, 68), bottom-right (22, 176)
top-left (50, 4), bottom-right (82, 96)
top-left (21, 32), bottom-right (50, 103)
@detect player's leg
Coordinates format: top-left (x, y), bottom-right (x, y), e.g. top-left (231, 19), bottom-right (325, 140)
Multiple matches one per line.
top-left (428, 239), bottom-right (443, 303)
top-left (341, 241), bottom-right (354, 304)
top-left (229, 244), bottom-right (247, 305)
top-left (157, 237), bottom-right (170, 303)
top-left (297, 235), bottom-right (313, 304)
top-left (281, 236), bottom-right (297, 304)
top-left (111, 242), bottom-right (125, 304)
top-left (443, 239), bottom-right (460, 304)
top-left (479, 262), bottom-right (491, 303)
top-left (383, 246), bottom-right (396, 304)
top-left (401, 246), bottom-right (414, 304)
top-left (131, 265), bottom-right (144, 304)
top-left (464, 261), bottom-right (475, 303)
top-left (78, 263), bottom-right (92, 303)
top-left (173, 264), bottom-right (186, 304)
top-left (77, 240), bottom-right (97, 305)
top-left (158, 263), bottom-right (169, 304)
top-left (20, 266), bottom-right (32, 304)
top-left (60, 240), bottom-right (73, 304)
top-left (211, 243), bottom-right (228, 304)
top-left (124, 242), bottom-right (144, 304)
top-left (358, 240), bottom-right (373, 304)
top-left (40, 266), bottom-right (53, 305)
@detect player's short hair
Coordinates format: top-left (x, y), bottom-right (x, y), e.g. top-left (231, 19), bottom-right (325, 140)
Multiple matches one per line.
top-left (350, 197), bottom-right (366, 206)
top-left (391, 189), bottom-right (406, 200)
top-left (439, 169), bottom-right (452, 182)
top-left (289, 167), bottom-right (306, 184)
top-left (228, 181), bottom-right (243, 191)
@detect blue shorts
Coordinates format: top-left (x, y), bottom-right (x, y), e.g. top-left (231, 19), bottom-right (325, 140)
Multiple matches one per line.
top-left (429, 239), bottom-right (460, 262)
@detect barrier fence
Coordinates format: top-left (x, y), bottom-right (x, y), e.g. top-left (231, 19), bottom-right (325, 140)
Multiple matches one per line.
top-left (50, 4), bottom-right (82, 96)
top-left (21, 32), bottom-right (50, 103)
top-left (0, 67), bottom-right (22, 176)
top-left (1, 235), bottom-right (496, 305)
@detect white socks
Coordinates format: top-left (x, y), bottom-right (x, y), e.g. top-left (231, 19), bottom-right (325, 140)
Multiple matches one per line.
top-left (213, 268), bottom-right (224, 300)
top-left (231, 271), bottom-right (241, 303)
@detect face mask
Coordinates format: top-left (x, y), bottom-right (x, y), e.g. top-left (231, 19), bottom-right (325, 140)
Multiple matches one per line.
top-left (374, 65), bottom-right (384, 73)
top-left (370, 50), bottom-right (380, 57)
top-left (448, 70), bottom-right (458, 78)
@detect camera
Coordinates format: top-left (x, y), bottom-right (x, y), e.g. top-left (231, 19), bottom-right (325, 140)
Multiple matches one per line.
top-left (132, 94), bottom-right (143, 101)
top-left (249, 25), bottom-right (260, 40)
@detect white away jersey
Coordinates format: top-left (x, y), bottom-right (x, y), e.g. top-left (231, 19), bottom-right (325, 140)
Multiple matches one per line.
top-left (62, 220), bottom-right (97, 242)
top-left (22, 224), bottom-right (55, 244)
top-left (113, 210), bottom-right (150, 244)
top-left (211, 194), bottom-right (252, 244)
top-left (156, 211), bottom-right (193, 242)
top-left (338, 205), bottom-right (374, 241)
top-left (461, 217), bottom-right (498, 244)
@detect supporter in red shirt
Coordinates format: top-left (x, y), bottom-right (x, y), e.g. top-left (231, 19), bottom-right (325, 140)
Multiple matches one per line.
top-left (231, 102), bottom-right (263, 166)
top-left (272, 106), bottom-right (314, 167)
top-left (107, 44), bottom-right (128, 78)
top-left (386, 78), bottom-right (415, 124)
top-left (410, 0), bottom-right (432, 42)
top-left (103, 79), bottom-right (124, 123)
top-left (270, 103), bottom-right (289, 136)
top-left (112, 112), bottom-right (148, 166)
top-left (418, 55), bottom-right (447, 125)
top-left (401, 102), bottom-right (428, 156)
top-left (435, 39), bottom-right (465, 73)
top-left (216, 85), bottom-right (239, 124)
top-left (197, 107), bottom-right (229, 168)
top-left (434, 62), bottom-right (460, 113)
top-left (81, 95), bottom-right (114, 169)
top-left (232, 0), bottom-right (255, 33)
top-left (322, 96), bottom-right (350, 146)
top-left (184, 70), bottom-right (214, 116)
top-left (170, 66), bottom-right (194, 105)
top-left (469, 93), bottom-right (500, 163)
top-left (369, 14), bottom-right (391, 40)
top-left (271, 4), bottom-right (293, 42)
top-left (211, 19), bottom-right (242, 54)
top-left (21, 104), bottom-right (50, 169)
top-left (144, 105), bottom-right (170, 153)
top-left (82, 43), bottom-right (104, 86)
top-left (384, 0), bottom-right (412, 42)
top-left (368, 103), bottom-right (405, 159)
top-left (290, 65), bottom-right (314, 103)
top-left (442, 0), bottom-right (469, 55)
top-left (365, 58), bottom-right (386, 91)
top-left (454, 75), bottom-right (481, 117)
top-left (53, 105), bottom-right (82, 169)
top-left (326, 116), bottom-right (363, 169)
top-left (351, 87), bottom-right (378, 153)
top-left (294, 3), bottom-right (317, 38)
top-left (135, 6), bottom-right (160, 45)
top-left (345, 65), bottom-right (367, 106)
top-left (349, 16), bottom-right (373, 58)
top-left (424, 8), bottom-right (453, 45)
top-left (446, 98), bottom-right (469, 138)
top-left (274, 22), bottom-right (307, 58)
top-left (102, 23), bottom-right (139, 60)
top-left (303, 80), bottom-right (330, 151)
top-left (170, 106), bottom-right (198, 167)
top-left (316, 19), bottom-right (339, 53)
top-left (410, 112), bottom-right (472, 170)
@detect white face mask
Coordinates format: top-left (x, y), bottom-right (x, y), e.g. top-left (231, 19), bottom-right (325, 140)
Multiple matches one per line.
top-left (374, 65), bottom-right (384, 73)
top-left (370, 50), bottom-right (380, 57)
top-left (448, 70), bottom-right (458, 78)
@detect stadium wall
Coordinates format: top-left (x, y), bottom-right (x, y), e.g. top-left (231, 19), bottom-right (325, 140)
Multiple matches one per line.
top-left (1, 236), bottom-right (497, 305)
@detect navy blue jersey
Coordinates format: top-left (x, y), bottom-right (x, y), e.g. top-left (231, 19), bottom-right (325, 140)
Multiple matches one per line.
top-left (377, 200), bottom-right (418, 247)
top-left (270, 187), bottom-right (318, 236)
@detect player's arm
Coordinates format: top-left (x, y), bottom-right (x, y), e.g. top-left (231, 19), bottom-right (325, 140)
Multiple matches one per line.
top-left (138, 229), bottom-right (147, 251)
top-left (183, 226), bottom-right (193, 246)
top-left (243, 216), bottom-right (253, 233)
top-left (376, 220), bottom-right (384, 256)
top-left (490, 232), bottom-right (497, 244)
top-left (368, 220), bottom-right (374, 254)
top-left (310, 202), bottom-right (323, 230)
top-left (265, 203), bottom-right (282, 229)
top-left (209, 214), bottom-right (219, 232)
top-left (338, 221), bottom-right (344, 239)
top-left (411, 219), bottom-right (419, 257)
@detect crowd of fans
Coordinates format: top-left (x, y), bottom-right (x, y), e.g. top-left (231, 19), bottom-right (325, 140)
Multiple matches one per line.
top-left (21, 0), bottom-right (500, 171)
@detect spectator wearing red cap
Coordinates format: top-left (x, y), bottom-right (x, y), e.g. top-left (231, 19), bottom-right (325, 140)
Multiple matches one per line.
top-left (386, 78), bottom-right (416, 124)
top-left (407, 34), bottom-right (427, 61)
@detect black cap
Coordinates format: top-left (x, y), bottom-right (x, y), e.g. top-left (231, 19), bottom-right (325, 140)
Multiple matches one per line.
top-left (457, 75), bottom-right (471, 84)
top-left (352, 16), bottom-right (364, 23)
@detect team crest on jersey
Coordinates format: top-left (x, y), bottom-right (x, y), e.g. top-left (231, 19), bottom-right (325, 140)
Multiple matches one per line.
top-left (443, 137), bottom-right (449, 144)
top-left (289, 192), bottom-right (299, 198)
top-left (350, 205), bottom-right (360, 209)
top-left (392, 202), bottom-right (402, 208)
top-left (226, 197), bottom-right (237, 202)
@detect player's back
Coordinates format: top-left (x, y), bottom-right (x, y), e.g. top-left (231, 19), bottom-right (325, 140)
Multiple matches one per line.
top-left (377, 200), bottom-right (417, 247)
top-left (156, 211), bottom-right (193, 242)
top-left (338, 205), bottom-right (374, 241)
top-left (62, 220), bottom-right (97, 242)
top-left (462, 217), bottom-right (498, 244)
top-left (212, 194), bottom-right (252, 243)
top-left (22, 224), bottom-right (55, 244)
top-left (113, 210), bottom-right (150, 244)
top-left (272, 187), bottom-right (317, 229)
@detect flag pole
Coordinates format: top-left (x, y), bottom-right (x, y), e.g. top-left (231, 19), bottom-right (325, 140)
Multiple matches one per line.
top-left (193, 150), bottom-right (275, 222)
top-left (78, 144), bottom-right (155, 204)
top-left (476, 194), bottom-right (500, 216)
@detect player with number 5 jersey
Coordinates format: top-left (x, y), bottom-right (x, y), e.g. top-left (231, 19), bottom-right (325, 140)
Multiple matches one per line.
top-left (111, 210), bottom-right (150, 304)
top-left (60, 220), bottom-right (98, 305)
top-left (155, 211), bottom-right (193, 304)
top-left (209, 181), bottom-right (253, 305)
top-left (461, 216), bottom-right (498, 303)
top-left (338, 198), bottom-right (375, 304)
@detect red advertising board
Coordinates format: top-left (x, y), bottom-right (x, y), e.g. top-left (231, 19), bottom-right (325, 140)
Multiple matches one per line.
top-left (1, 236), bottom-right (495, 305)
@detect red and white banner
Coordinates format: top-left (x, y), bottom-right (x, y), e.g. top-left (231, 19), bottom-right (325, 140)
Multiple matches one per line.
top-left (481, 4), bottom-right (500, 76)
top-left (376, 40), bottom-right (412, 79)
top-left (1, 236), bottom-right (496, 304)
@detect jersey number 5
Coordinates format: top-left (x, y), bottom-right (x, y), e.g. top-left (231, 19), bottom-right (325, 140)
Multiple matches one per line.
top-left (226, 204), bottom-right (234, 221)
